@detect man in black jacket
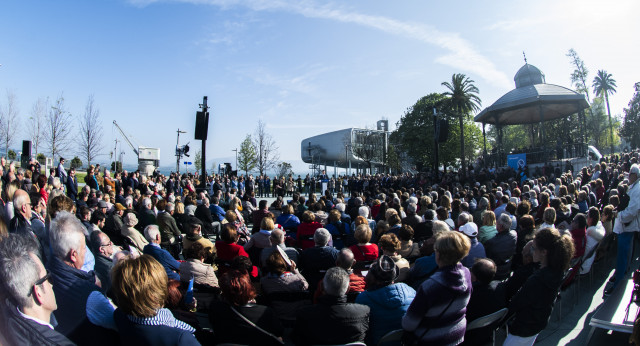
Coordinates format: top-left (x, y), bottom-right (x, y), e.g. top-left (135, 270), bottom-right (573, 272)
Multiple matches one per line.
top-left (293, 267), bottom-right (370, 345)
top-left (0, 234), bottom-right (74, 346)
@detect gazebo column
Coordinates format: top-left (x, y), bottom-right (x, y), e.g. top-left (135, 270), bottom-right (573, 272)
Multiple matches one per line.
top-left (497, 125), bottom-right (504, 166)
top-left (482, 123), bottom-right (487, 167)
top-left (539, 104), bottom-right (546, 164)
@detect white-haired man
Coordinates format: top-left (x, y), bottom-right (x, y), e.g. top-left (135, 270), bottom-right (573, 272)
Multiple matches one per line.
top-left (47, 211), bottom-right (117, 343)
top-left (142, 224), bottom-right (181, 281)
top-left (0, 234), bottom-right (74, 345)
top-left (293, 267), bottom-right (370, 345)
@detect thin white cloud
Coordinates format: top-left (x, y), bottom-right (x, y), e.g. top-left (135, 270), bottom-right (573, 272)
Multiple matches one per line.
top-left (128, 0), bottom-right (512, 88)
top-left (235, 63), bottom-right (333, 95)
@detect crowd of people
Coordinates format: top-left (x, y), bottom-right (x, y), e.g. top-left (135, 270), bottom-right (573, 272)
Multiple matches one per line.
top-left (0, 148), bottom-right (638, 345)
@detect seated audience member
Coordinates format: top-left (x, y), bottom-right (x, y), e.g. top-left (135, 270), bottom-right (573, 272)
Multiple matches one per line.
top-left (47, 211), bottom-right (118, 344)
top-left (477, 210), bottom-right (497, 244)
top-left (0, 234), bottom-right (74, 345)
top-left (180, 241), bottom-right (219, 288)
top-left (349, 223), bottom-right (379, 262)
top-left (568, 213), bottom-right (587, 259)
top-left (209, 270), bottom-right (284, 346)
top-left (121, 213), bottom-right (148, 253)
top-left (505, 240), bottom-right (539, 302)
top-left (505, 228), bottom-right (574, 345)
top-left (512, 215), bottom-right (535, 271)
top-left (419, 219), bottom-right (451, 256)
top-left (538, 207), bottom-right (556, 232)
top-left (464, 258), bottom-right (506, 345)
top-left (252, 199), bottom-right (270, 233)
top-left (183, 222), bottom-right (215, 261)
top-left (325, 209), bottom-right (353, 249)
top-left (415, 209), bottom-right (435, 242)
top-left (356, 256), bottom-right (416, 345)
top-left (581, 207), bottom-right (605, 274)
top-left (294, 267), bottom-right (370, 345)
top-left (296, 210), bottom-right (323, 249)
top-left (260, 251), bottom-right (309, 323)
top-left (276, 204), bottom-right (301, 231)
top-left (378, 233), bottom-right (410, 282)
top-left (142, 225), bottom-right (181, 281)
top-left (260, 228), bottom-right (300, 269)
top-left (484, 213), bottom-right (518, 279)
top-left (215, 224), bottom-right (250, 272)
top-left (89, 230), bottom-right (116, 294)
top-left (397, 224), bottom-right (420, 260)
top-left (111, 255), bottom-right (199, 346)
top-left (299, 228), bottom-right (340, 291)
top-left (314, 248), bottom-right (366, 301)
top-left (459, 222), bottom-right (486, 268)
top-left (402, 231), bottom-right (472, 345)
top-left (244, 216), bottom-right (275, 251)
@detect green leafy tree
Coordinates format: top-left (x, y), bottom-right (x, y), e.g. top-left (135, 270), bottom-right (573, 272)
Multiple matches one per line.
top-left (110, 161), bottom-right (123, 172)
top-left (620, 83), bottom-right (640, 148)
top-left (593, 70), bottom-right (617, 154)
top-left (194, 149), bottom-right (202, 171)
top-left (7, 150), bottom-right (16, 160)
top-left (392, 93), bottom-right (484, 171)
top-left (442, 74), bottom-right (482, 176)
top-left (386, 144), bottom-right (402, 174)
top-left (238, 134), bottom-right (257, 176)
top-left (71, 156), bottom-right (82, 169)
top-left (276, 161), bottom-right (294, 178)
top-left (567, 49), bottom-right (591, 102)
top-left (36, 153), bottom-right (46, 163)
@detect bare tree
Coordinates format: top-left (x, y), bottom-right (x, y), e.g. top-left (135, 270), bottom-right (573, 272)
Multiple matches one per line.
top-left (252, 120), bottom-right (279, 177)
top-left (351, 128), bottom-right (384, 174)
top-left (0, 91), bottom-right (20, 157)
top-left (44, 94), bottom-right (74, 162)
top-left (78, 95), bottom-right (103, 166)
top-left (27, 97), bottom-right (47, 155)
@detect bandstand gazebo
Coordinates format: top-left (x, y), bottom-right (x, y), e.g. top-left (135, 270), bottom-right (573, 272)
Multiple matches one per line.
top-left (475, 62), bottom-right (589, 166)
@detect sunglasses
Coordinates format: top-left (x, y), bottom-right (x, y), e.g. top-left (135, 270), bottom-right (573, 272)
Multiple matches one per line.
top-left (28, 272), bottom-right (53, 296)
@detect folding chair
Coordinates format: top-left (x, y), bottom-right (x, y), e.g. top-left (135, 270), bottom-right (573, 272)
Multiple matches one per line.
top-left (465, 308), bottom-right (509, 346)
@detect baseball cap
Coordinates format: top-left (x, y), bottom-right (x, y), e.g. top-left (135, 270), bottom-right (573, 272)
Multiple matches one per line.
top-left (459, 222), bottom-right (478, 238)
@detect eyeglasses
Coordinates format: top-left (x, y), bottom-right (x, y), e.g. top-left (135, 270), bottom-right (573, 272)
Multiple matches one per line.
top-left (28, 272), bottom-right (53, 296)
top-left (100, 241), bottom-right (113, 248)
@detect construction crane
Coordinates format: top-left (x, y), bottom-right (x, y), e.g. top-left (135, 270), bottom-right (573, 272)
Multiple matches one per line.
top-left (113, 120), bottom-right (160, 176)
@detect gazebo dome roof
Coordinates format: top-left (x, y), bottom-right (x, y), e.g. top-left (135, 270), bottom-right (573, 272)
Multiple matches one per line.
top-left (514, 63), bottom-right (545, 88)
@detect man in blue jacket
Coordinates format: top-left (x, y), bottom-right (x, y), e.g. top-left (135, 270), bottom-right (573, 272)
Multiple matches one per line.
top-left (143, 224), bottom-right (181, 281)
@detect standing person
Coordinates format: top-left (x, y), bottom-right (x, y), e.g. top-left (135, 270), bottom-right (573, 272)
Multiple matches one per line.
top-left (606, 164), bottom-right (640, 295)
top-left (56, 157), bottom-right (67, 184)
top-left (66, 168), bottom-right (78, 202)
top-left (402, 231), bottom-right (472, 346)
top-left (504, 228), bottom-right (574, 345)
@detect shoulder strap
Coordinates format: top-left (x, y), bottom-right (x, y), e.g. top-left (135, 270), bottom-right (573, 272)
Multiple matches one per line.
top-left (229, 305), bottom-right (284, 345)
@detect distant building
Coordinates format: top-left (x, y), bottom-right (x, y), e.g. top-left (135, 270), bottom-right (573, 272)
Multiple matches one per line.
top-left (301, 120), bottom-right (389, 175)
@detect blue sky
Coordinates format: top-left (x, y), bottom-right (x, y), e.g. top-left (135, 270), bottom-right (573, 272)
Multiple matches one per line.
top-left (1, 0), bottom-right (638, 174)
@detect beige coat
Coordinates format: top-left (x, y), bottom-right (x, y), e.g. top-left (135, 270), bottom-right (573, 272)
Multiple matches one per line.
top-left (180, 258), bottom-right (218, 288)
top-left (121, 225), bottom-right (148, 251)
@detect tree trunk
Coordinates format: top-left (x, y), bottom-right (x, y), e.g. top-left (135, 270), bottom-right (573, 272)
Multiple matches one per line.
top-left (459, 111), bottom-right (466, 178)
top-left (605, 93), bottom-right (614, 154)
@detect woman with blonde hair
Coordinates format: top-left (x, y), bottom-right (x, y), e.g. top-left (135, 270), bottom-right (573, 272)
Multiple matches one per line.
top-left (111, 255), bottom-right (200, 345)
top-left (477, 210), bottom-right (497, 244)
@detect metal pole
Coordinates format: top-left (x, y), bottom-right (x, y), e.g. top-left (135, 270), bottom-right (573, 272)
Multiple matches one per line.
top-left (233, 148), bottom-right (238, 174)
top-left (433, 108), bottom-right (439, 177)
top-left (200, 96), bottom-right (209, 187)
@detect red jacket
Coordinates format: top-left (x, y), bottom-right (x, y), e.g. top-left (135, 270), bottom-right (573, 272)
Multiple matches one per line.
top-left (570, 227), bottom-right (586, 258)
top-left (297, 222), bottom-right (323, 250)
top-left (349, 244), bottom-right (379, 262)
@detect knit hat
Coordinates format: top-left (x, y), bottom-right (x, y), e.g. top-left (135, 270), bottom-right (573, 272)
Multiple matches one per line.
top-left (369, 255), bottom-right (398, 284)
top-left (459, 222), bottom-right (478, 238)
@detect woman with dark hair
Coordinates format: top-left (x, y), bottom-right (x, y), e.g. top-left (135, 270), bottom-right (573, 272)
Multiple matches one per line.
top-left (111, 255), bottom-right (200, 345)
top-left (180, 242), bottom-right (218, 288)
top-left (513, 214), bottom-right (536, 270)
top-left (504, 228), bottom-right (574, 345)
top-left (209, 270), bottom-right (284, 345)
top-left (260, 251), bottom-right (309, 323)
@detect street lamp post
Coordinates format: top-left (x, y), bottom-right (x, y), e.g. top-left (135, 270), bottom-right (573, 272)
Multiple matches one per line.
top-left (176, 129), bottom-right (187, 173)
top-left (232, 148), bottom-right (238, 175)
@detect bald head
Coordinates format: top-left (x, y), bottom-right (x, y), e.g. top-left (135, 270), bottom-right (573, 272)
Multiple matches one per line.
top-left (13, 190), bottom-right (31, 218)
top-left (336, 248), bottom-right (355, 270)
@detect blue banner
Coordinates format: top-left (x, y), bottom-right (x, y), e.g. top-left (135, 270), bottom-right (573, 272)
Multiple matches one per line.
top-left (507, 153), bottom-right (527, 170)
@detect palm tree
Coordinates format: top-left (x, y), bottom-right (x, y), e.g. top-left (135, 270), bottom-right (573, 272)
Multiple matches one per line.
top-left (442, 73), bottom-right (481, 177)
top-left (592, 70), bottom-right (617, 154)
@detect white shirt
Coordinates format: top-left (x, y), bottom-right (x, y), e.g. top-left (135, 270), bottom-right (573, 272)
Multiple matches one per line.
top-left (17, 307), bottom-right (54, 330)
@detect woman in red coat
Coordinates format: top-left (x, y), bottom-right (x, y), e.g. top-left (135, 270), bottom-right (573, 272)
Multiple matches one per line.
top-left (296, 211), bottom-right (323, 250)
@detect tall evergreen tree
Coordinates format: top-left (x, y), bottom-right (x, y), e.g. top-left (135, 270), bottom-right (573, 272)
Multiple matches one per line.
top-left (593, 70), bottom-right (617, 154)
